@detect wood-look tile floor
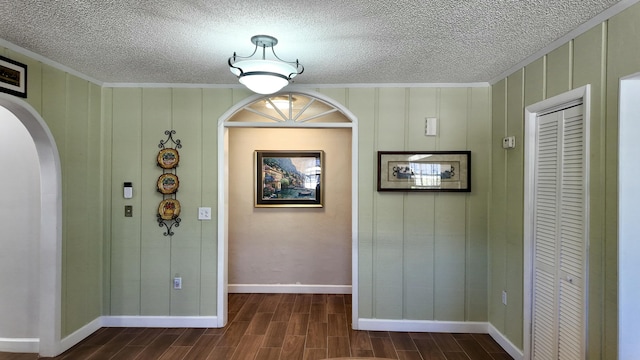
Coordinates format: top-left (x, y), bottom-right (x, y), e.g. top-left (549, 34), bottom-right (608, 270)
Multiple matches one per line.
top-left (0, 294), bottom-right (513, 360)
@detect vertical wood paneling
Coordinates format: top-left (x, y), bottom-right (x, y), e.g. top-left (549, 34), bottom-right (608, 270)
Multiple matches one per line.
top-left (524, 58), bottom-right (545, 107)
top-left (403, 193), bottom-right (436, 320)
top-left (64, 75), bottom-right (91, 332)
top-left (433, 195), bottom-right (467, 321)
top-left (433, 88), bottom-right (469, 321)
top-left (404, 88), bottom-right (438, 319)
top-left (546, 43), bottom-right (572, 98)
top-left (140, 88), bottom-right (172, 315)
top-left (349, 87), bottom-right (376, 319)
top-left (505, 70), bottom-right (524, 346)
top-left (87, 82), bottom-right (103, 319)
top-left (110, 88), bottom-right (143, 315)
top-left (439, 88), bottom-right (469, 150)
top-left (170, 88), bottom-right (204, 315)
top-left (466, 87), bottom-right (491, 321)
top-left (489, 79), bottom-right (507, 331)
top-left (102, 88), bottom-right (114, 315)
top-left (407, 88), bottom-right (438, 151)
top-left (200, 89), bottom-right (231, 315)
top-left (374, 88), bottom-right (406, 319)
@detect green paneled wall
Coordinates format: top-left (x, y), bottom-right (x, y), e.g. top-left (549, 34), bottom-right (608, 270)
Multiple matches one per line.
top-left (350, 87), bottom-right (492, 321)
top-left (0, 47), bottom-right (104, 337)
top-left (104, 86), bottom-right (491, 323)
top-left (489, 2), bottom-right (640, 357)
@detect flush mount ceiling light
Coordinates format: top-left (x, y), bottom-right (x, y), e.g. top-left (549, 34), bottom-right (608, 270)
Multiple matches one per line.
top-left (229, 35), bottom-right (304, 95)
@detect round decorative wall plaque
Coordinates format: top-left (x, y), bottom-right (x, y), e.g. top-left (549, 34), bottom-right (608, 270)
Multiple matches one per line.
top-left (157, 148), bottom-right (180, 169)
top-left (157, 173), bottom-right (179, 194)
top-left (158, 199), bottom-right (181, 220)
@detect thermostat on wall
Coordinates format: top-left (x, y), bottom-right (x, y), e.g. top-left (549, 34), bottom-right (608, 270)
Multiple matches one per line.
top-left (124, 182), bottom-right (133, 198)
top-left (502, 136), bottom-right (516, 149)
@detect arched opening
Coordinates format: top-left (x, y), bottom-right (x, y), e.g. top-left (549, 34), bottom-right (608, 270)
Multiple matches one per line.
top-left (217, 91), bottom-right (359, 327)
top-left (0, 94), bottom-right (62, 356)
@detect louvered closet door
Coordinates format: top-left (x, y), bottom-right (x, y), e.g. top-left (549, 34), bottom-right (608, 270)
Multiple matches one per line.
top-left (532, 105), bottom-right (587, 360)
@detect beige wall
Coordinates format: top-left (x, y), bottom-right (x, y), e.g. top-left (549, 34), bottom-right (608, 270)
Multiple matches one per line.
top-left (228, 127), bottom-right (352, 285)
top-left (490, 2), bottom-right (640, 358)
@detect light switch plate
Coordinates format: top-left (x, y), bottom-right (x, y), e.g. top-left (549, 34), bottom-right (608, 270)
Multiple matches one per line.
top-left (425, 117), bottom-right (437, 136)
top-left (198, 207), bottom-right (211, 220)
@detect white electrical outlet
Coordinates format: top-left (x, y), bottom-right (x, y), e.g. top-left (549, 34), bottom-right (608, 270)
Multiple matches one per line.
top-left (173, 277), bottom-right (182, 290)
top-left (198, 207), bottom-right (211, 220)
top-left (502, 290), bottom-right (507, 305)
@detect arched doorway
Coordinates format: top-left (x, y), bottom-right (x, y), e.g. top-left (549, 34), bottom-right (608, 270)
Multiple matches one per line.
top-left (0, 94), bottom-right (62, 356)
top-left (216, 91), bottom-right (359, 328)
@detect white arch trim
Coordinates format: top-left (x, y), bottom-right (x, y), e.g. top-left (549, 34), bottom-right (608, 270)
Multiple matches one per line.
top-left (216, 90), bottom-right (360, 328)
top-left (0, 94), bottom-right (62, 356)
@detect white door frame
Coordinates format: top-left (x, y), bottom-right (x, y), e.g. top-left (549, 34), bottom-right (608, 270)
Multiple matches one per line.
top-left (618, 72), bottom-right (640, 359)
top-left (216, 90), bottom-right (359, 328)
top-left (0, 94), bottom-right (62, 356)
top-left (523, 85), bottom-right (591, 359)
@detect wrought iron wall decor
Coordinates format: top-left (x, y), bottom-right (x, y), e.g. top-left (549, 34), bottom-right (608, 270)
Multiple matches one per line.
top-left (157, 130), bottom-right (182, 235)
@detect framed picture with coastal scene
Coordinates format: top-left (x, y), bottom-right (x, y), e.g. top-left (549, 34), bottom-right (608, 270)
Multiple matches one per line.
top-left (255, 150), bottom-right (324, 208)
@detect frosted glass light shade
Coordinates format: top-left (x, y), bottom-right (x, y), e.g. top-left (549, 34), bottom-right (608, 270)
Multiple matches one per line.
top-left (230, 59), bottom-right (298, 94)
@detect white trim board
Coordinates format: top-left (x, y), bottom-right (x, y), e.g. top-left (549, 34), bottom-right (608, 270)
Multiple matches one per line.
top-left (217, 90), bottom-right (360, 330)
top-left (228, 284), bottom-right (352, 294)
top-left (0, 337), bottom-right (39, 354)
top-left (358, 318), bottom-right (523, 359)
top-left (488, 324), bottom-right (525, 360)
top-left (618, 72), bottom-right (640, 359)
top-left (358, 319), bottom-right (487, 333)
top-left (102, 316), bottom-right (218, 328)
top-left (59, 317), bottom-right (102, 355)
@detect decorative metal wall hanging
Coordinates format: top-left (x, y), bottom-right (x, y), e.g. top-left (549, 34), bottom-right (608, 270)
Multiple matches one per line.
top-left (156, 130), bottom-right (182, 235)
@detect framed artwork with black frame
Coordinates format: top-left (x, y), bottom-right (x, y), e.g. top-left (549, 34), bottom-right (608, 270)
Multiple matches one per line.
top-left (256, 150), bottom-right (324, 208)
top-left (377, 151), bottom-right (471, 192)
top-left (0, 55), bottom-right (27, 98)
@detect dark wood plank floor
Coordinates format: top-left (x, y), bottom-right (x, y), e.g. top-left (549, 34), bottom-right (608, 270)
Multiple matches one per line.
top-left (0, 294), bottom-right (513, 360)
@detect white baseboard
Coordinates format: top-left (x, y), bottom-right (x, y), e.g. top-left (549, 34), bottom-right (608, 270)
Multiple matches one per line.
top-left (0, 337), bottom-right (39, 353)
top-left (357, 318), bottom-right (488, 333)
top-left (228, 284), bottom-right (352, 294)
top-left (59, 316), bottom-right (102, 355)
top-left (101, 315), bottom-right (218, 328)
top-left (488, 323), bottom-right (524, 360)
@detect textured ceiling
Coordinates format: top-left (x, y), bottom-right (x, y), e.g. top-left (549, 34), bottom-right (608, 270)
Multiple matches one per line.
top-left (0, 0), bottom-right (625, 85)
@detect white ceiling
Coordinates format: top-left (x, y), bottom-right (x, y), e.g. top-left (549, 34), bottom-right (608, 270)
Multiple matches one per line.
top-left (0, 0), bottom-right (629, 86)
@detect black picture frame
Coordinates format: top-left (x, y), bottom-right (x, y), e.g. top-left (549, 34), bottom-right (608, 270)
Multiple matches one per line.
top-left (377, 151), bottom-right (471, 192)
top-left (0, 55), bottom-right (27, 98)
